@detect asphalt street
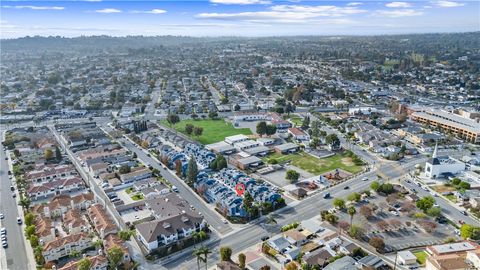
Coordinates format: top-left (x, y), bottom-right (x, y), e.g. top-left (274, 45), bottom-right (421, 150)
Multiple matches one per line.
top-left (0, 137), bottom-right (30, 270)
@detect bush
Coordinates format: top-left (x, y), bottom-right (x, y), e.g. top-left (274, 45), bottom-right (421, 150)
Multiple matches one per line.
top-left (281, 222), bottom-right (300, 232)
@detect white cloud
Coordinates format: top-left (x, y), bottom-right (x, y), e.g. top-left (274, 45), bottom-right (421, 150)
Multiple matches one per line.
top-left (209, 0), bottom-right (271, 5)
top-left (1, 5), bottom-right (64, 10)
top-left (375, 9), bottom-right (424, 17)
top-left (347, 2), bottom-right (363, 6)
top-left (385, 2), bottom-right (412, 8)
top-left (131, 9), bottom-right (167, 14)
top-left (95, 8), bottom-right (121, 13)
top-left (432, 1), bottom-right (465, 7)
top-left (196, 4), bottom-right (367, 22)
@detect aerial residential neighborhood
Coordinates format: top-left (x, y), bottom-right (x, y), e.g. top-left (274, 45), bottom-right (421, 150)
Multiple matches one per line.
top-left (1, 1), bottom-right (480, 270)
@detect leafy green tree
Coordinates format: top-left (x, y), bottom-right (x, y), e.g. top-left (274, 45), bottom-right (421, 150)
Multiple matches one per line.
top-left (370, 181), bottom-right (380, 191)
top-left (107, 246), bottom-right (125, 270)
top-left (24, 212), bottom-right (35, 226)
top-left (416, 196), bottom-right (435, 212)
top-left (460, 224), bottom-right (480, 240)
top-left (325, 134), bottom-right (340, 146)
top-left (256, 121), bottom-right (267, 137)
top-left (266, 124), bottom-right (277, 136)
top-left (238, 253), bottom-right (246, 269)
top-left (301, 116), bottom-right (310, 130)
top-left (55, 146), bottom-right (62, 161)
top-left (119, 165), bottom-right (131, 174)
top-left (77, 257), bottom-right (92, 270)
top-left (325, 213), bottom-right (339, 225)
top-left (185, 124), bottom-right (194, 135)
top-left (166, 114), bottom-right (180, 128)
top-left (29, 235), bottom-right (39, 248)
top-left (220, 246), bottom-right (232, 261)
top-left (25, 225), bottom-right (36, 238)
top-left (427, 207), bottom-right (442, 217)
top-left (118, 230), bottom-right (134, 241)
top-left (186, 156), bottom-right (198, 187)
top-left (44, 149), bottom-right (54, 160)
top-left (347, 192), bottom-right (361, 202)
top-left (193, 126), bottom-right (203, 138)
top-left (286, 170), bottom-right (300, 184)
top-left (333, 198), bottom-right (346, 209)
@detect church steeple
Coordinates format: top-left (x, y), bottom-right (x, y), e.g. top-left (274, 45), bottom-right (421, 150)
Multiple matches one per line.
top-left (432, 141), bottom-right (438, 158)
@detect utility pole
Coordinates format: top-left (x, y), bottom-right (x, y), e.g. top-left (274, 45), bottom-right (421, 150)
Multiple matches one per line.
top-left (393, 251), bottom-right (398, 270)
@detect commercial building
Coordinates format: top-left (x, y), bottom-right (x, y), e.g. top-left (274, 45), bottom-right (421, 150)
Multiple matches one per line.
top-left (411, 109), bottom-right (480, 143)
top-left (425, 144), bottom-right (465, 179)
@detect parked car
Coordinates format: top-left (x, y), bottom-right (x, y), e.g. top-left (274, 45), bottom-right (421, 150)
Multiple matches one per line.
top-left (323, 193), bottom-right (331, 199)
top-left (261, 236), bottom-right (269, 241)
top-left (17, 217), bottom-right (22, 224)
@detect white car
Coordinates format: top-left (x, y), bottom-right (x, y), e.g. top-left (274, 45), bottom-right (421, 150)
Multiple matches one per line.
top-left (0, 228), bottom-right (6, 235)
top-left (221, 218), bottom-right (228, 224)
top-left (0, 213), bottom-right (4, 219)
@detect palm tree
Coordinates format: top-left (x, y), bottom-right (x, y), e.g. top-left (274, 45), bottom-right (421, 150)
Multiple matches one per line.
top-left (348, 206), bottom-right (357, 227)
top-left (198, 245), bottom-right (211, 270)
top-left (197, 231), bottom-right (207, 242)
top-left (192, 231), bottom-right (200, 247)
top-left (193, 247), bottom-right (203, 270)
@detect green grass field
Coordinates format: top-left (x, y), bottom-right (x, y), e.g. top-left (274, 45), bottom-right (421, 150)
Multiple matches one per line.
top-left (287, 115), bottom-right (303, 127)
top-left (413, 251), bottom-right (428, 265)
top-left (262, 151), bottom-right (363, 175)
top-left (161, 119), bottom-right (252, 145)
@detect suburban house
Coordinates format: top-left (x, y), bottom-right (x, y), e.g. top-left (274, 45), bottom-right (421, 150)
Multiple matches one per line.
top-left (58, 255), bottom-right (108, 270)
top-left (87, 204), bottom-right (118, 238)
top-left (288, 127), bottom-right (310, 141)
top-left (274, 143), bottom-right (300, 154)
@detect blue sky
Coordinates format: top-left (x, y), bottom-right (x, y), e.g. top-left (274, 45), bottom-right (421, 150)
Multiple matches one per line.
top-left (0, 0), bottom-right (478, 38)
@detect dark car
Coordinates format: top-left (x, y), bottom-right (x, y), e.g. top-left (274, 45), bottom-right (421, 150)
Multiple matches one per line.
top-left (323, 193), bottom-right (331, 199)
top-left (261, 236), bottom-right (269, 241)
top-left (344, 186), bottom-right (350, 190)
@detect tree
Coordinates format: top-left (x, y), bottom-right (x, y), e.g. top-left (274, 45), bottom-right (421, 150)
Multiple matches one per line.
top-left (93, 239), bottom-right (103, 249)
top-left (369, 237), bottom-right (385, 251)
top-left (166, 114), bottom-right (180, 128)
top-left (333, 198), bottom-right (346, 210)
top-left (199, 245), bottom-right (211, 270)
top-left (193, 247), bottom-right (204, 270)
top-left (347, 192), bottom-right (361, 202)
top-left (34, 246), bottom-right (44, 265)
top-left (348, 206), bottom-right (357, 226)
top-left (220, 246), bottom-right (232, 261)
top-left (175, 160), bottom-right (182, 176)
top-left (234, 104), bottom-right (241, 111)
top-left (419, 220), bottom-right (437, 233)
top-left (141, 140), bottom-right (149, 149)
top-left (301, 116), bottom-right (310, 130)
top-left (325, 134), bottom-right (340, 147)
top-left (193, 126), bottom-right (203, 138)
top-left (286, 170), bottom-right (300, 184)
top-left (77, 257), bottom-right (92, 270)
top-left (119, 165), bottom-right (131, 174)
top-left (388, 219), bottom-right (402, 230)
top-left (187, 156), bottom-right (198, 187)
top-left (427, 207), bottom-right (442, 217)
top-left (370, 181), bottom-right (380, 191)
top-left (256, 121), bottom-right (267, 137)
top-left (377, 183), bottom-right (394, 194)
top-left (25, 225), bottom-right (36, 238)
top-left (349, 225), bottom-right (364, 239)
top-left (24, 212), bottom-right (35, 226)
top-left (376, 220), bottom-right (389, 231)
top-left (185, 124), bottom-right (194, 135)
top-left (107, 246), bottom-right (124, 270)
top-left (325, 213), bottom-right (339, 225)
top-left (360, 205), bottom-right (373, 218)
top-left (44, 149), bottom-right (54, 160)
top-left (55, 146), bottom-right (62, 161)
top-left (118, 230), bottom-right (134, 241)
top-left (238, 253), bottom-right (246, 269)
top-left (285, 262), bottom-right (298, 270)
top-left (266, 124), bottom-right (277, 136)
top-left (19, 197), bottom-right (31, 209)
top-left (416, 196), bottom-right (435, 212)
top-left (460, 224), bottom-right (480, 240)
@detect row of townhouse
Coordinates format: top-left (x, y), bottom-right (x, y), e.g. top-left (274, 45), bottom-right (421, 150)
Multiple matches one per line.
top-left (31, 193), bottom-right (96, 218)
top-left (183, 143), bottom-right (216, 169)
top-left (160, 145), bottom-right (189, 175)
top-left (195, 168), bottom-right (281, 217)
top-left (42, 232), bottom-right (92, 262)
top-left (59, 255), bottom-right (108, 270)
top-left (25, 164), bottom-right (77, 184)
top-left (136, 193), bottom-right (206, 252)
top-left (87, 204), bottom-right (118, 239)
top-left (27, 176), bottom-right (85, 201)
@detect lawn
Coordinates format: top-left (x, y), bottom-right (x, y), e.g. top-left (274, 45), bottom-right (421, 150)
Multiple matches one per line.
top-left (287, 115), bottom-right (303, 127)
top-left (262, 151), bottom-right (363, 175)
top-left (131, 193), bottom-right (144, 201)
top-left (413, 251), bottom-right (428, 265)
top-left (161, 119), bottom-right (252, 145)
top-left (445, 194), bottom-right (458, 203)
top-left (125, 187), bottom-right (134, 194)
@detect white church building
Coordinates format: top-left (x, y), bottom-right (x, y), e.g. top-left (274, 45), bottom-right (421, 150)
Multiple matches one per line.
top-left (425, 143), bottom-right (465, 179)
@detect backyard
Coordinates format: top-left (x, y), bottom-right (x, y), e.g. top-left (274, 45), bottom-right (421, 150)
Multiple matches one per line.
top-left (161, 119), bottom-right (252, 145)
top-left (262, 151), bottom-right (364, 175)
